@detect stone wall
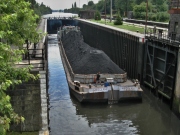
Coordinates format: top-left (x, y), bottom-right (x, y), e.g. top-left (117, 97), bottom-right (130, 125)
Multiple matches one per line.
top-left (169, 14), bottom-right (180, 40)
top-left (7, 71), bottom-right (41, 132)
top-left (173, 49), bottom-right (180, 119)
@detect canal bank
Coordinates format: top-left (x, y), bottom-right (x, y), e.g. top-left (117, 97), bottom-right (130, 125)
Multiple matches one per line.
top-left (8, 14), bottom-right (180, 134)
top-left (46, 33), bottom-right (180, 134)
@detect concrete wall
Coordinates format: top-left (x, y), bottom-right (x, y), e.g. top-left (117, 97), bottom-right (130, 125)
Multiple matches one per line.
top-left (169, 14), bottom-right (180, 40)
top-left (47, 19), bottom-right (78, 34)
top-left (7, 72), bottom-right (41, 132)
top-left (7, 70), bottom-right (49, 134)
top-left (76, 19), bottom-right (180, 118)
top-left (77, 20), bottom-right (145, 83)
top-left (173, 48), bottom-right (180, 118)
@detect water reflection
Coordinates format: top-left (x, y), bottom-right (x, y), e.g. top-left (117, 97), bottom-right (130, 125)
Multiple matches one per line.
top-left (70, 95), bottom-right (140, 135)
top-left (70, 89), bottom-right (180, 135)
top-left (47, 34), bottom-right (180, 135)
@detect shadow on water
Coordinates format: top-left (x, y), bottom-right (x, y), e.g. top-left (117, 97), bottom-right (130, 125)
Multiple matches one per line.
top-left (47, 34), bottom-right (180, 135)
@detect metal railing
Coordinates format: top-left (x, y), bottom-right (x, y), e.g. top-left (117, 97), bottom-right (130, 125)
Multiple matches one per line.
top-left (169, 0), bottom-right (180, 9)
top-left (145, 27), bottom-right (180, 47)
top-left (18, 48), bottom-right (46, 70)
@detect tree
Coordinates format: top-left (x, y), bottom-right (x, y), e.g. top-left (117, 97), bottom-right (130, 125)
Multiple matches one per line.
top-left (72, 4), bottom-right (74, 8)
top-left (83, 4), bottom-right (87, 9)
top-left (96, 0), bottom-right (105, 12)
top-left (94, 11), bottom-right (101, 20)
top-left (114, 0), bottom-right (136, 16)
top-left (0, 0), bottom-right (39, 134)
top-left (74, 2), bottom-right (77, 8)
top-left (114, 10), bottom-right (123, 25)
top-left (88, 1), bottom-right (94, 6)
top-left (151, 0), bottom-right (164, 5)
top-left (135, 0), bottom-right (144, 5)
top-left (25, 0), bottom-right (52, 19)
top-left (133, 2), bottom-right (151, 19)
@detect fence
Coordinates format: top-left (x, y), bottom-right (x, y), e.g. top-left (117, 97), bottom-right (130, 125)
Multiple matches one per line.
top-left (17, 48), bottom-right (46, 70)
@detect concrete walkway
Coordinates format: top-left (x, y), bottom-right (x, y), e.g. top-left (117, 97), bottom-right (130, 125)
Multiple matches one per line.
top-left (36, 18), bottom-right (49, 135)
top-left (17, 18), bottom-right (47, 71)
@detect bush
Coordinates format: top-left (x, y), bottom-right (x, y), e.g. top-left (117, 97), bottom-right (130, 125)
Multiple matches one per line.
top-left (114, 11), bottom-right (123, 25)
top-left (157, 12), bottom-right (169, 22)
top-left (148, 12), bottom-right (157, 21)
top-left (94, 11), bottom-right (101, 20)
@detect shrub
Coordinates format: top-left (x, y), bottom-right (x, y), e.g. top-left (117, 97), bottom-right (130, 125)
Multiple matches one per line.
top-left (157, 12), bottom-right (169, 22)
top-left (94, 11), bottom-right (101, 20)
top-left (114, 11), bottom-right (123, 25)
top-left (148, 12), bottom-right (157, 21)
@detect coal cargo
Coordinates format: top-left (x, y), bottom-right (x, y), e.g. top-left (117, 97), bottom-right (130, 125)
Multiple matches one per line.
top-left (62, 31), bottom-right (125, 74)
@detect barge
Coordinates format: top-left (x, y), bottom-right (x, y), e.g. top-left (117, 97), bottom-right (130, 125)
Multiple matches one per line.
top-left (58, 26), bottom-right (143, 103)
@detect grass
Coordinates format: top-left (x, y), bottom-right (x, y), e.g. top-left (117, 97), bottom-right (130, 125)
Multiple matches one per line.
top-left (90, 19), bottom-right (145, 34)
top-left (7, 132), bottom-right (39, 135)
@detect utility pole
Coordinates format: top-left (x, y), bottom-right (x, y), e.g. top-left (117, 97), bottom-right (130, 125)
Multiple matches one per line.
top-left (110, 0), bottom-right (112, 22)
top-left (145, 0), bottom-right (148, 35)
top-left (126, 0), bottom-right (128, 18)
top-left (105, 0), bottom-right (107, 25)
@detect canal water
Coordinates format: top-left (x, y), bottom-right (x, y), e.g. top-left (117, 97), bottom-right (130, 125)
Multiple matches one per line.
top-left (48, 34), bottom-right (180, 135)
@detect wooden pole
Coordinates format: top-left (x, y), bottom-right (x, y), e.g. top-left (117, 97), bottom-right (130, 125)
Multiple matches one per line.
top-left (145, 0), bottom-right (148, 35)
top-left (105, 0), bottom-right (106, 25)
top-left (110, 0), bottom-right (112, 22)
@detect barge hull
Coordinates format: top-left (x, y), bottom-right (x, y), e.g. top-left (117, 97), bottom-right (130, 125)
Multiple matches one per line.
top-left (69, 88), bottom-right (108, 103)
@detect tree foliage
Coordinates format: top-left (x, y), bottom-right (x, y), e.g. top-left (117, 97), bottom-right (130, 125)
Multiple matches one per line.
top-left (25, 0), bottom-right (52, 22)
top-left (114, 11), bottom-right (123, 25)
top-left (74, 2), bottom-right (77, 8)
top-left (64, 0), bottom-right (169, 22)
top-left (94, 11), bottom-right (101, 20)
top-left (88, 1), bottom-right (94, 7)
top-left (0, 0), bottom-right (39, 134)
top-left (93, 0), bottom-right (105, 13)
top-left (133, 2), bottom-right (148, 20)
top-left (64, 8), bottom-right (80, 14)
top-left (133, 0), bottom-right (169, 21)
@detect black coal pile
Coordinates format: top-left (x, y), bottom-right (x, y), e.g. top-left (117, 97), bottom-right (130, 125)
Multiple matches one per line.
top-left (62, 31), bottom-right (125, 74)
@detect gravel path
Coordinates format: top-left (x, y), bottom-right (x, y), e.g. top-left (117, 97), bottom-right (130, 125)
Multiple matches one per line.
top-left (62, 31), bottom-right (125, 74)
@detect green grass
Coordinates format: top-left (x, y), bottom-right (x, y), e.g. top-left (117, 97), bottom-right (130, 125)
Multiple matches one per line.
top-left (90, 19), bottom-right (145, 34)
top-left (7, 132), bottom-right (38, 135)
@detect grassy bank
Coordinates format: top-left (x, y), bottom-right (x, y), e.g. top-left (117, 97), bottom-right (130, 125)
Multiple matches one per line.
top-left (7, 132), bottom-right (38, 135)
top-left (90, 19), bottom-right (145, 34)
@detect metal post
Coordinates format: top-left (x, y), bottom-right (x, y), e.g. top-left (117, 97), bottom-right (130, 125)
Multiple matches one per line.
top-left (110, 0), bottom-right (112, 22)
top-left (145, 0), bottom-right (148, 35)
top-left (42, 49), bottom-right (44, 70)
top-left (28, 50), bottom-right (30, 65)
top-left (105, 0), bottom-right (106, 25)
top-left (126, 0), bottom-right (128, 18)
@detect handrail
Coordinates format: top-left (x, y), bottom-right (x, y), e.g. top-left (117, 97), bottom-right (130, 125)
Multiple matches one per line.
top-left (17, 48), bottom-right (45, 70)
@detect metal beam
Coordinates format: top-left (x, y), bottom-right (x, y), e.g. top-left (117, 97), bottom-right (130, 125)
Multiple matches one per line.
top-left (147, 44), bottom-right (157, 86)
top-left (155, 56), bottom-right (176, 89)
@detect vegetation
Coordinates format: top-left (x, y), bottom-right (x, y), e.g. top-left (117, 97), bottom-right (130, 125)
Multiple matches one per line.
top-left (94, 11), bottom-right (101, 20)
top-left (91, 20), bottom-right (144, 34)
top-left (25, 0), bottom-right (52, 22)
top-left (64, 1), bottom-right (80, 14)
top-left (7, 132), bottom-right (38, 135)
top-left (65, 0), bottom-right (170, 22)
top-left (0, 0), bottom-right (41, 134)
top-left (114, 11), bottom-right (123, 25)
top-left (133, 1), bottom-right (169, 22)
